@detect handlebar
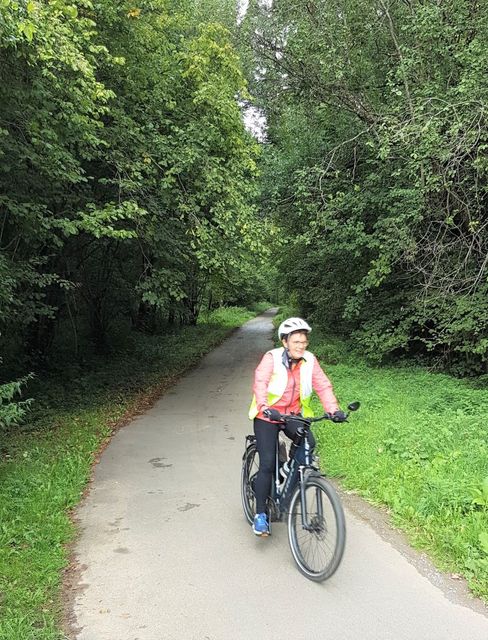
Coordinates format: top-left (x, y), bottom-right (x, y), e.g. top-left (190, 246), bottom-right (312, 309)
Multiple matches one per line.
top-left (270, 402), bottom-right (360, 426)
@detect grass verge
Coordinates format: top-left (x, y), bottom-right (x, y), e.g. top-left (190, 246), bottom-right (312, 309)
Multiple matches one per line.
top-left (310, 334), bottom-right (488, 602)
top-left (0, 305), bottom-right (267, 640)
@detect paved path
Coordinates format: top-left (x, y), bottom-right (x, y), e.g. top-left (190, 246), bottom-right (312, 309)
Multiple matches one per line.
top-left (69, 311), bottom-right (488, 640)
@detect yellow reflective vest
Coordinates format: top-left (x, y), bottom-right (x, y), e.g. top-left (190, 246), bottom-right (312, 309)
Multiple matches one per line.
top-left (249, 347), bottom-right (314, 420)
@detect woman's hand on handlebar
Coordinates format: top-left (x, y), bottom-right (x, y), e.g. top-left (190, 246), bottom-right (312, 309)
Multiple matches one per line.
top-left (263, 403), bottom-right (359, 423)
top-left (263, 408), bottom-right (342, 422)
top-left (263, 407), bottom-right (282, 421)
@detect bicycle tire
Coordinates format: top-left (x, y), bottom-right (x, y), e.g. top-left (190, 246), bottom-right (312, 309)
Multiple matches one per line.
top-left (241, 443), bottom-right (259, 524)
top-left (288, 475), bottom-right (346, 582)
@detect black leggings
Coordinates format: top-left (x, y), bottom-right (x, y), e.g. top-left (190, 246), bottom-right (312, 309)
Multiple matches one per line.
top-left (253, 417), bottom-right (316, 514)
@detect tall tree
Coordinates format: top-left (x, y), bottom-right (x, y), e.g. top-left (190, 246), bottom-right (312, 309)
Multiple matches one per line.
top-left (0, 0), bottom-right (269, 375)
top-left (241, 0), bottom-right (488, 373)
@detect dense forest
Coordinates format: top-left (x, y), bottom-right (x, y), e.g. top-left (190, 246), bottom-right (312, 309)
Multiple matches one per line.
top-left (0, 0), bottom-right (273, 426)
top-left (2, 0), bottom-right (488, 428)
top-left (240, 0), bottom-right (488, 376)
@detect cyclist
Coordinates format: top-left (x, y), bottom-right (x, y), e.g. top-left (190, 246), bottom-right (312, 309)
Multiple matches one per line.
top-left (248, 317), bottom-right (346, 536)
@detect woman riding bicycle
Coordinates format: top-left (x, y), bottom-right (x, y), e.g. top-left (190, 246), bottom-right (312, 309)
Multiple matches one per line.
top-left (248, 317), bottom-right (346, 536)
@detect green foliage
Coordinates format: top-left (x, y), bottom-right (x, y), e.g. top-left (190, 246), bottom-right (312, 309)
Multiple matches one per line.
top-left (241, 0), bottom-right (488, 374)
top-left (0, 0), bottom-right (271, 371)
top-left (0, 371), bottom-right (33, 431)
top-left (311, 335), bottom-right (488, 601)
top-left (88, 0), bottom-right (269, 327)
top-left (198, 305), bottom-right (259, 327)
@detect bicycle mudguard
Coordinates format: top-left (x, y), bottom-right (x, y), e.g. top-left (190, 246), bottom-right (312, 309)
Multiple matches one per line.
top-left (242, 435), bottom-right (256, 460)
top-left (303, 467), bottom-right (322, 480)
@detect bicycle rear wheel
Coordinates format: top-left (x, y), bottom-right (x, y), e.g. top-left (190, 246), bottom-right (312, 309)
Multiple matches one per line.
top-left (241, 442), bottom-right (259, 524)
top-left (288, 476), bottom-right (346, 582)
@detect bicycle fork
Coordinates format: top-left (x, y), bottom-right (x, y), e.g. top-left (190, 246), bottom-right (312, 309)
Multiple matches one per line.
top-left (299, 468), bottom-right (323, 531)
top-left (297, 436), bottom-right (323, 531)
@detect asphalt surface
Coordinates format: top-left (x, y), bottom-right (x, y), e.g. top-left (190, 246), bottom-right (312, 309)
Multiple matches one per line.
top-left (69, 310), bottom-right (488, 640)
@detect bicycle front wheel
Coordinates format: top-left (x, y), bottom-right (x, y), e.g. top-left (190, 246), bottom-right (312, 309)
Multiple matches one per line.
top-left (288, 476), bottom-right (346, 582)
top-left (241, 443), bottom-right (259, 524)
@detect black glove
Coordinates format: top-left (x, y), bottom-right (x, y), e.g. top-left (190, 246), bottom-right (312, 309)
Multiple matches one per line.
top-left (331, 409), bottom-right (347, 423)
top-left (263, 408), bottom-right (282, 421)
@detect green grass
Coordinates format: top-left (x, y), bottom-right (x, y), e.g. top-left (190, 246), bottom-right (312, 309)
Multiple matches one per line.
top-left (0, 305), bottom-right (266, 640)
top-left (311, 334), bottom-right (488, 602)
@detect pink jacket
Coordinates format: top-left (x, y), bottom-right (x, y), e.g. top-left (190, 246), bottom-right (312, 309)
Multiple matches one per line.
top-left (253, 351), bottom-right (339, 422)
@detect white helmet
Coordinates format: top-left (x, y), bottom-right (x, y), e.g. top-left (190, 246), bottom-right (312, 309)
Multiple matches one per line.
top-left (278, 317), bottom-right (312, 340)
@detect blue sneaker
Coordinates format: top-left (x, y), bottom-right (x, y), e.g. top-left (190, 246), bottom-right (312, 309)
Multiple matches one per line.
top-left (252, 512), bottom-right (269, 536)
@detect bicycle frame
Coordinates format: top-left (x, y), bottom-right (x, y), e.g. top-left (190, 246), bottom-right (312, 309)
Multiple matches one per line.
top-left (272, 431), bottom-right (294, 510)
top-left (273, 424), bottom-right (321, 531)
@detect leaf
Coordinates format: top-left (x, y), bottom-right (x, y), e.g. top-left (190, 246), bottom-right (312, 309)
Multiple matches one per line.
top-left (127, 7), bottom-right (141, 18)
top-left (64, 5), bottom-right (78, 18)
top-left (479, 532), bottom-right (488, 556)
top-left (483, 477), bottom-right (488, 501)
top-left (26, 0), bottom-right (35, 13)
top-left (18, 21), bottom-right (36, 42)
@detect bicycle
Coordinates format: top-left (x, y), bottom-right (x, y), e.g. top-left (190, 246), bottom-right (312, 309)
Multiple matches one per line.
top-left (241, 402), bottom-right (360, 582)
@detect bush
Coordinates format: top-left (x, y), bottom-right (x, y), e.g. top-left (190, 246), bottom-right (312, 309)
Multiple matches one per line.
top-left (0, 371), bottom-right (33, 432)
